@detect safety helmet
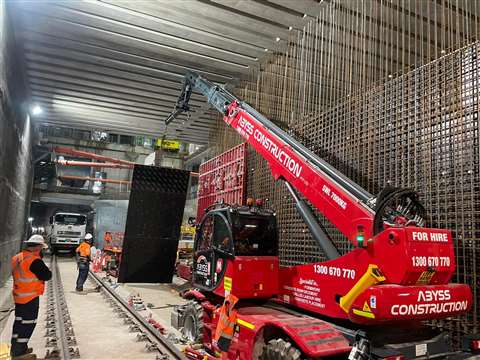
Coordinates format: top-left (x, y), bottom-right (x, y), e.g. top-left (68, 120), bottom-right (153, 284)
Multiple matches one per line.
top-left (25, 234), bottom-right (48, 249)
top-left (84, 233), bottom-right (93, 242)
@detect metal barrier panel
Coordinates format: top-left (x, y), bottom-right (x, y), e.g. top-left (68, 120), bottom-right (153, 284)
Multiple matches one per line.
top-left (118, 165), bottom-right (190, 283)
top-left (196, 143), bottom-right (247, 221)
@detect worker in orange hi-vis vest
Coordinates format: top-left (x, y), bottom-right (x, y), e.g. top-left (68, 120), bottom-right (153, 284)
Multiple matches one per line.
top-left (11, 235), bottom-right (51, 360)
top-left (103, 231), bottom-right (112, 249)
top-left (214, 293), bottom-right (239, 359)
top-left (75, 233), bottom-right (93, 292)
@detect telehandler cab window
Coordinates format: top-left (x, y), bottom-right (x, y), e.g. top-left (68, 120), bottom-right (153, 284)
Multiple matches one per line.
top-left (213, 214), bottom-right (233, 254)
top-left (197, 215), bottom-right (213, 251)
top-left (232, 215), bottom-right (277, 256)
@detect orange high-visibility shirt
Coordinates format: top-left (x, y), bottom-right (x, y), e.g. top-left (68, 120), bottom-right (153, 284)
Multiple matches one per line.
top-left (76, 242), bottom-right (91, 257)
top-left (11, 251), bottom-right (45, 304)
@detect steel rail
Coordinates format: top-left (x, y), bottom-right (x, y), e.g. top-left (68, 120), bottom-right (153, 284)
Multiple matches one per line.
top-left (88, 270), bottom-right (186, 360)
top-left (51, 255), bottom-right (72, 360)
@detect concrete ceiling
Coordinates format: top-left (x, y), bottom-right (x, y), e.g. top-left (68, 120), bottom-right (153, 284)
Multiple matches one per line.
top-left (9, 0), bottom-right (322, 144)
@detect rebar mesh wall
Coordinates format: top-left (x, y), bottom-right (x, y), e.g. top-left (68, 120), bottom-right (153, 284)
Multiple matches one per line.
top-left (208, 0), bottom-right (480, 337)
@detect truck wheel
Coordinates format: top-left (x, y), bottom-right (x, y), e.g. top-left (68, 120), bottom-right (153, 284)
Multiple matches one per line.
top-left (261, 339), bottom-right (302, 360)
top-left (181, 301), bottom-right (204, 343)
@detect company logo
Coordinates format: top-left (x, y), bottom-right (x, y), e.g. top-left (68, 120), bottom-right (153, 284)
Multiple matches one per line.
top-left (418, 290), bottom-right (450, 302)
top-left (195, 255), bottom-right (210, 276)
top-left (391, 301), bottom-right (468, 316)
top-left (390, 289), bottom-right (467, 316)
top-left (237, 116), bottom-right (303, 178)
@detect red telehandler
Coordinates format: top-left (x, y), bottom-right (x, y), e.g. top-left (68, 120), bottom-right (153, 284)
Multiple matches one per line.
top-left (166, 71), bottom-right (478, 359)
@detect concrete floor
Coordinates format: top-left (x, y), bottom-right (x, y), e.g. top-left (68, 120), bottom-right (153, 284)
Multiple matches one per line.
top-left (125, 281), bottom-right (188, 338)
top-left (0, 257), bottom-right (187, 359)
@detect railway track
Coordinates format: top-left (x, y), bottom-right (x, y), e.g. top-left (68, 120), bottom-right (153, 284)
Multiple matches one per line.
top-left (43, 256), bottom-right (184, 360)
top-left (87, 270), bottom-right (185, 360)
top-left (44, 255), bottom-right (79, 359)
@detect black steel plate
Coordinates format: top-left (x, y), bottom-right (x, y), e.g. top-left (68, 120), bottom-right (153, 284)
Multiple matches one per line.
top-left (118, 165), bottom-right (190, 283)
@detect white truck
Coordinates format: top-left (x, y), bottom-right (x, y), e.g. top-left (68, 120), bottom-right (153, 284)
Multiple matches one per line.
top-left (48, 212), bottom-right (87, 254)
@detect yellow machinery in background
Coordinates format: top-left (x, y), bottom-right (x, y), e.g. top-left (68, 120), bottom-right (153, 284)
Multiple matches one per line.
top-left (155, 139), bottom-right (181, 152)
top-left (176, 224), bottom-right (195, 280)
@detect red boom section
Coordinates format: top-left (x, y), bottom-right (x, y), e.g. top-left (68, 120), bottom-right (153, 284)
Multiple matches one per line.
top-left (224, 102), bottom-right (374, 243)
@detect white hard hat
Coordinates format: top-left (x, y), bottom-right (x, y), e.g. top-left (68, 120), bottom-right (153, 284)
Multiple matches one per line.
top-left (84, 233), bottom-right (93, 240)
top-left (25, 234), bottom-right (48, 249)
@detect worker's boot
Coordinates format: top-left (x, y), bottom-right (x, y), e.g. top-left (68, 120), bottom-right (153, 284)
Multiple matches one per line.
top-left (12, 353), bottom-right (37, 360)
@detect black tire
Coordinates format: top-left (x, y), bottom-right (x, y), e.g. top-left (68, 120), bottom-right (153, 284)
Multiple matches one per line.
top-left (181, 301), bottom-right (204, 343)
top-left (261, 339), bottom-right (302, 360)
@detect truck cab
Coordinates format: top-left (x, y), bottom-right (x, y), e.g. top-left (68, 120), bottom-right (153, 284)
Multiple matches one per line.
top-left (48, 212), bottom-right (87, 254)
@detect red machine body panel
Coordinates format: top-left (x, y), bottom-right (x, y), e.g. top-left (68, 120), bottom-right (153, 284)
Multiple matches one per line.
top-left (348, 283), bottom-right (472, 323)
top-left (196, 143), bottom-right (247, 222)
top-left (277, 226), bottom-right (471, 323)
top-left (212, 256), bottom-right (279, 299)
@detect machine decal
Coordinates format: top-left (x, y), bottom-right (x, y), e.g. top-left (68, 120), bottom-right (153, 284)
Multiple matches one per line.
top-left (224, 276), bottom-right (232, 292)
top-left (418, 289), bottom-right (451, 301)
top-left (195, 255), bottom-right (210, 276)
top-left (283, 280), bottom-right (325, 309)
top-left (411, 256), bottom-right (451, 267)
top-left (216, 259), bottom-right (223, 273)
top-left (237, 115), bottom-right (303, 179)
top-left (352, 302), bottom-right (375, 319)
top-left (390, 301), bottom-right (469, 316)
top-left (313, 264), bottom-right (356, 279)
top-left (322, 185), bottom-right (347, 210)
top-left (411, 231), bottom-right (448, 242)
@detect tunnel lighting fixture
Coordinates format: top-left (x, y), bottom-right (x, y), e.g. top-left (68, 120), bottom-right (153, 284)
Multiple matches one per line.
top-left (28, 217), bottom-right (34, 222)
top-left (303, 13), bottom-right (308, 18)
top-left (275, 37), bottom-right (281, 42)
top-left (264, 48), bottom-right (269, 52)
top-left (288, 26), bottom-right (293, 31)
top-left (31, 105), bottom-right (43, 116)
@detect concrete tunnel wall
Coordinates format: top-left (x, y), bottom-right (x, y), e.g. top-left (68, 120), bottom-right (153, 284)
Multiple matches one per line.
top-left (0, 0), bottom-right (33, 286)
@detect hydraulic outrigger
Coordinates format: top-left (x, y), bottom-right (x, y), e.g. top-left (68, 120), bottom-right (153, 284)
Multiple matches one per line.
top-left (166, 71), bottom-right (476, 359)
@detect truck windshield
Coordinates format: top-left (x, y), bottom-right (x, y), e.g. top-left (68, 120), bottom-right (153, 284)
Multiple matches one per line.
top-left (232, 214), bottom-right (278, 256)
top-left (55, 214), bottom-right (86, 226)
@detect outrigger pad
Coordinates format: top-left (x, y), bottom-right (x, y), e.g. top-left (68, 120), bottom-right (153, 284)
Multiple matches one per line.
top-left (118, 165), bottom-right (190, 283)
